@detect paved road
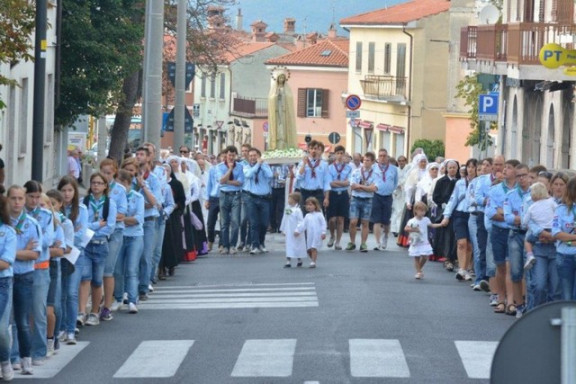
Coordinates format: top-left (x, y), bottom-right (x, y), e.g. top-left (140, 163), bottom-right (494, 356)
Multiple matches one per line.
top-left (16, 234), bottom-right (515, 383)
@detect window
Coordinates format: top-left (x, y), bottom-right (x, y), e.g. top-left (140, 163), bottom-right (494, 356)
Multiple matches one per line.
top-left (209, 75), bottom-right (216, 98)
top-left (297, 88), bottom-right (329, 118)
top-left (45, 74), bottom-right (54, 143)
top-left (355, 41), bottom-right (362, 72)
top-left (368, 42), bottom-right (375, 73)
top-left (200, 73), bottom-right (206, 98)
top-left (219, 73), bottom-right (225, 99)
top-left (396, 43), bottom-right (407, 95)
top-left (394, 131), bottom-right (405, 158)
top-left (19, 78), bottom-right (29, 155)
top-left (384, 43), bottom-right (392, 74)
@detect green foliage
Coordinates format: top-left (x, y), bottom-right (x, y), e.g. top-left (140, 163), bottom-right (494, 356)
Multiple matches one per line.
top-left (455, 74), bottom-right (496, 150)
top-left (55, 0), bottom-right (145, 126)
top-left (410, 139), bottom-right (444, 161)
top-left (0, 0), bottom-right (36, 108)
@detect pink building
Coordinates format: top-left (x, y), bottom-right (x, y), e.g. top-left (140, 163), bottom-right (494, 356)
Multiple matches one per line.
top-left (266, 37), bottom-right (349, 152)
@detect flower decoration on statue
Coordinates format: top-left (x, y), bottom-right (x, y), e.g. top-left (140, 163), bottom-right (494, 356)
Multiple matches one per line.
top-left (270, 66), bottom-right (290, 81)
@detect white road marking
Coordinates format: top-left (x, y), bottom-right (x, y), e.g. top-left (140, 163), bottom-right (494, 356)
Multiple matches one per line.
top-left (231, 339), bottom-right (297, 377)
top-left (16, 342), bottom-right (89, 379)
top-left (454, 340), bottom-right (498, 379)
top-left (113, 340), bottom-right (194, 378)
top-left (349, 339), bottom-right (410, 378)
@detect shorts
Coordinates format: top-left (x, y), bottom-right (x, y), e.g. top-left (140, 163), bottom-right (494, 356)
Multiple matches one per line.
top-left (370, 194), bottom-right (393, 224)
top-left (81, 240), bottom-right (109, 287)
top-left (491, 226), bottom-right (509, 266)
top-left (327, 190), bottom-right (349, 219)
top-left (452, 211), bottom-right (470, 240)
top-left (349, 196), bottom-right (372, 221)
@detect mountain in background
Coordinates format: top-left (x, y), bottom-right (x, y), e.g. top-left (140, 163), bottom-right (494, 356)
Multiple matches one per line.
top-left (231, 0), bottom-right (409, 35)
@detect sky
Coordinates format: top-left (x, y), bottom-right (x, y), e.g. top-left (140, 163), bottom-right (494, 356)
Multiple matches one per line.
top-left (232, 0), bottom-right (409, 35)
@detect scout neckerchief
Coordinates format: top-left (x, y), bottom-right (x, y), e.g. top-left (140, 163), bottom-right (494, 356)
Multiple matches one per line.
top-left (333, 162), bottom-right (345, 180)
top-left (307, 157), bottom-right (320, 179)
top-left (89, 195), bottom-right (106, 221)
top-left (227, 161), bottom-right (235, 181)
top-left (110, 181), bottom-right (117, 192)
top-left (28, 206), bottom-right (41, 220)
top-left (361, 167), bottom-right (373, 185)
top-left (378, 162), bottom-right (389, 183)
top-left (14, 212), bottom-right (27, 235)
top-left (252, 163), bottom-right (262, 184)
top-left (501, 181), bottom-right (515, 194)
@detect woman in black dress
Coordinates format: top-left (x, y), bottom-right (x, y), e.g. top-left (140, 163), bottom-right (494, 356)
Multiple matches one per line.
top-left (432, 159), bottom-right (460, 271)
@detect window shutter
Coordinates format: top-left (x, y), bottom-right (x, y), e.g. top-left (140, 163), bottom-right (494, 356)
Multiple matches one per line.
top-left (321, 89), bottom-right (329, 118)
top-left (297, 88), bottom-right (306, 117)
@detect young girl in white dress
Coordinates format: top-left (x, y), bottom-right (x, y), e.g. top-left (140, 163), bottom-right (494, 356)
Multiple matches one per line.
top-left (280, 193), bottom-right (307, 268)
top-left (404, 201), bottom-right (442, 279)
top-left (295, 197), bottom-right (327, 268)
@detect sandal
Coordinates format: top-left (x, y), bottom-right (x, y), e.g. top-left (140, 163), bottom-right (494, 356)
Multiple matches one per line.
top-left (444, 262), bottom-right (454, 272)
top-left (493, 302), bottom-right (506, 313)
top-left (506, 304), bottom-right (517, 316)
top-left (296, 260), bottom-right (303, 267)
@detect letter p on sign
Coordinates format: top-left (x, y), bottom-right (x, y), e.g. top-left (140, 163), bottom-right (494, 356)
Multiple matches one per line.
top-left (479, 94), bottom-right (498, 114)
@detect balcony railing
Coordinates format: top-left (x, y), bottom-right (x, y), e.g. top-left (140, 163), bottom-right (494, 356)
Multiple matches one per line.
top-left (231, 96), bottom-right (268, 117)
top-left (359, 75), bottom-right (407, 100)
top-left (460, 23), bottom-right (576, 65)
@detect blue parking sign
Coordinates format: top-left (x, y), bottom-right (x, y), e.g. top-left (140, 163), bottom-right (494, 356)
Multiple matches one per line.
top-left (479, 94), bottom-right (498, 121)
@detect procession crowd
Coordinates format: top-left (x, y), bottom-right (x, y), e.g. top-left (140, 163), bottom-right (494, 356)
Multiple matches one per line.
top-left (0, 138), bottom-right (574, 380)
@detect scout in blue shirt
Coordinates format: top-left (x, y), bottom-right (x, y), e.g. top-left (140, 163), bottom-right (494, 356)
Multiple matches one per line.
top-left (327, 145), bottom-right (352, 250)
top-left (296, 140), bottom-right (331, 213)
top-left (216, 146), bottom-right (244, 253)
top-left (0, 196), bottom-right (16, 371)
top-left (552, 178), bottom-right (576, 301)
top-left (371, 149), bottom-right (398, 251)
top-left (204, 153), bottom-right (224, 251)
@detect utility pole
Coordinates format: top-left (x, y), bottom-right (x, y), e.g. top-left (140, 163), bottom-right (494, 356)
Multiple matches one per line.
top-left (174, 0), bottom-right (187, 149)
top-left (142, 0), bottom-right (164, 157)
top-left (32, 0), bottom-right (47, 181)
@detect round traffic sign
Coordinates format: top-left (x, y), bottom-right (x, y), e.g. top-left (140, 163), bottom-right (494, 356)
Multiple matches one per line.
top-left (345, 95), bottom-right (362, 111)
top-left (328, 132), bottom-right (341, 144)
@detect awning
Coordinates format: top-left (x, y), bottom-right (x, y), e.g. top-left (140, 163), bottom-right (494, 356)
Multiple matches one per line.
top-left (349, 119), bottom-right (373, 129)
top-left (376, 123), bottom-right (391, 131)
top-left (389, 125), bottom-right (405, 134)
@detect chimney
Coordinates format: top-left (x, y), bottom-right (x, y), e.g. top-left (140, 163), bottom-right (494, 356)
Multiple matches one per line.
top-left (284, 18), bottom-right (295, 34)
top-left (207, 6), bottom-right (225, 29)
top-left (328, 23), bottom-right (337, 39)
top-left (251, 20), bottom-right (268, 42)
top-left (236, 8), bottom-right (243, 31)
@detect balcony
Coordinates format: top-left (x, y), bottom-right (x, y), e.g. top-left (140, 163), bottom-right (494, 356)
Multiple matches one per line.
top-left (231, 96), bottom-right (268, 118)
top-left (460, 23), bottom-right (576, 66)
top-left (359, 75), bottom-right (407, 103)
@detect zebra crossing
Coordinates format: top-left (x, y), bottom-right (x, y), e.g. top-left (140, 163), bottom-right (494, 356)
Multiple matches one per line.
top-left (139, 282), bottom-right (319, 310)
top-left (18, 338), bottom-right (497, 380)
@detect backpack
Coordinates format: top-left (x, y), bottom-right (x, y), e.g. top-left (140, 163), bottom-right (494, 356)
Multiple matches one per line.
top-left (83, 195), bottom-right (110, 221)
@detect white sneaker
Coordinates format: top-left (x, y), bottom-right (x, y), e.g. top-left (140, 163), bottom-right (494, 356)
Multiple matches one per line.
top-left (46, 339), bottom-right (55, 357)
top-left (11, 362), bottom-right (20, 371)
top-left (110, 301), bottom-right (123, 312)
top-left (21, 357), bottom-right (33, 375)
top-left (524, 255), bottom-right (536, 270)
top-left (259, 246), bottom-right (268, 253)
top-left (381, 235), bottom-right (388, 250)
top-left (229, 248), bottom-right (237, 255)
top-left (32, 359), bottom-right (45, 366)
top-left (66, 333), bottom-right (77, 345)
top-left (148, 284), bottom-right (154, 293)
top-left (57, 331), bottom-right (66, 342)
top-left (1, 361), bottom-right (14, 381)
top-left (85, 313), bottom-right (100, 326)
top-left (128, 303), bottom-right (138, 314)
top-left (76, 313), bottom-right (86, 327)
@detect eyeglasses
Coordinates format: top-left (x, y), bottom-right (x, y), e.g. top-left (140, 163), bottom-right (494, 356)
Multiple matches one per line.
top-left (91, 181), bottom-right (106, 185)
top-left (180, 150), bottom-right (189, 154)
top-left (516, 173), bottom-right (528, 179)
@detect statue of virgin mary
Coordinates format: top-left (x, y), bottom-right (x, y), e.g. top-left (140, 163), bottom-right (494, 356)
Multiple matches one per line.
top-left (267, 67), bottom-right (297, 150)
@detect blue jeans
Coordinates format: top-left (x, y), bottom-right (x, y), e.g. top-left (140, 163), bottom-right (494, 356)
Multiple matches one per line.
top-left (61, 252), bottom-right (84, 334)
top-left (247, 195), bottom-right (270, 249)
top-left (0, 277), bottom-right (12, 362)
top-left (105, 229), bottom-right (124, 277)
top-left (150, 218), bottom-right (166, 282)
top-left (485, 227), bottom-right (496, 277)
top-left (139, 220), bottom-right (157, 294)
top-left (507, 232), bottom-right (525, 282)
top-left (239, 192), bottom-right (250, 246)
top-left (206, 197), bottom-right (220, 244)
top-left (12, 272), bottom-right (34, 359)
top-left (556, 252), bottom-right (576, 300)
top-left (115, 236), bottom-right (144, 305)
top-left (219, 192), bottom-right (241, 249)
top-left (468, 214), bottom-right (482, 284)
top-left (31, 268), bottom-right (50, 360)
top-left (83, 241), bottom-right (108, 286)
top-left (530, 243), bottom-right (560, 309)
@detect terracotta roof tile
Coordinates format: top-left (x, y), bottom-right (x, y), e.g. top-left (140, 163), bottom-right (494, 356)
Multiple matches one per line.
top-left (266, 39), bottom-right (349, 68)
top-left (221, 42), bottom-right (276, 63)
top-left (340, 0), bottom-right (450, 25)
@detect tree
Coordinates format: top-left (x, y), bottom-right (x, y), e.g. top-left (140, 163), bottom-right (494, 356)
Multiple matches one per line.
top-left (0, 0), bottom-right (35, 109)
top-left (410, 139), bottom-right (444, 161)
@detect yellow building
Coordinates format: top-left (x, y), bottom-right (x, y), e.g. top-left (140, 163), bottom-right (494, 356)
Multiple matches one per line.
top-left (341, 0), bottom-right (450, 158)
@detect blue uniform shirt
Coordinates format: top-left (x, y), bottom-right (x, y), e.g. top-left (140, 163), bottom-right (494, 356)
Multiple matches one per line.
top-left (240, 159), bottom-right (250, 191)
top-left (552, 204), bottom-right (576, 255)
top-left (373, 163), bottom-right (398, 196)
top-left (243, 162), bottom-right (273, 196)
top-left (444, 179), bottom-right (470, 217)
top-left (86, 194), bottom-right (117, 239)
top-left (109, 181), bottom-right (128, 230)
top-left (64, 204), bottom-right (88, 250)
top-left (216, 161), bottom-right (245, 192)
top-left (133, 172), bottom-right (163, 218)
top-left (503, 186), bottom-right (531, 229)
top-left (474, 173), bottom-right (497, 213)
top-left (349, 167), bottom-right (382, 198)
top-left (53, 224), bottom-right (67, 254)
top-left (467, 177), bottom-right (481, 213)
top-left (27, 206), bottom-right (54, 264)
top-left (0, 223), bottom-right (17, 278)
top-left (123, 190), bottom-right (145, 237)
top-left (206, 166), bottom-right (221, 198)
top-left (12, 212), bottom-right (42, 275)
top-left (161, 185), bottom-right (175, 218)
top-left (296, 158), bottom-right (331, 192)
top-left (486, 182), bottom-right (516, 229)
top-left (328, 162), bottom-right (352, 193)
